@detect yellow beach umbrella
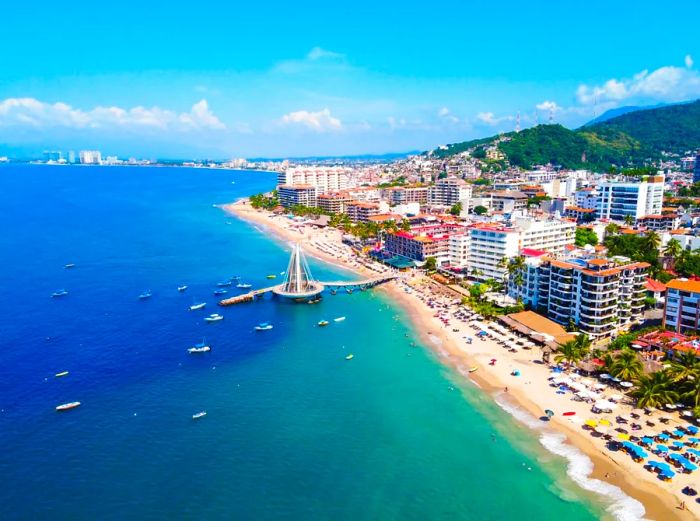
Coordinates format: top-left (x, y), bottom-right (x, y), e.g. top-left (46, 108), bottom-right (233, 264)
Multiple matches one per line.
top-left (585, 419), bottom-right (598, 428)
top-left (599, 419), bottom-right (612, 426)
top-left (617, 433), bottom-right (630, 441)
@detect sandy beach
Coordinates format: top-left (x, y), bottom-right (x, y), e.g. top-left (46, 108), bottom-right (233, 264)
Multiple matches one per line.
top-left (223, 199), bottom-right (699, 521)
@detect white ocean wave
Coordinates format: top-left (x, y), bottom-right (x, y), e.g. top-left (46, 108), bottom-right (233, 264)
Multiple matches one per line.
top-left (495, 396), bottom-right (648, 521)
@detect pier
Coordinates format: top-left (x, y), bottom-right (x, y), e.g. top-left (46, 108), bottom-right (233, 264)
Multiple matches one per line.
top-left (218, 245), bottom-right (396, 307)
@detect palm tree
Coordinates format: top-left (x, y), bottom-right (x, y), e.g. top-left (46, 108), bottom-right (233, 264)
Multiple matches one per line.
top-left (623, 214), bottom-right (634, 226)
top-left (631, 371), bottom-right (679, 409)
top-left (554, 337), bottom-right (587, 368)
top-left (663, 238), bottom-right (682, 260)
top-left (668, 351), bottom-right (700, 383)
top-left (681, 376), bottom-right (700, 411)
top-left (573, 333), bottom-right (592, 358)
top-left (610, 349), bottom-right (644, 381)
top-left (605, 223), bottom-right (620, 236)
top-left (643, 230), bottom-right (661, 252)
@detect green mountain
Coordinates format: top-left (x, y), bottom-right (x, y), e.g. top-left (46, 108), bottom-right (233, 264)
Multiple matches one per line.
top-left (430, 99), bottom-right (700, 170)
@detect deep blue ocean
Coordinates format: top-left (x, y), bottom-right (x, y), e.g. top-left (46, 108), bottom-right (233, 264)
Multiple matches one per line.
top-left (0, 165), bottom-right (612, 520)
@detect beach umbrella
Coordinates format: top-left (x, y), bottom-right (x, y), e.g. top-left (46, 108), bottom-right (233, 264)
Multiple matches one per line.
top-left (611, 377), bottom-right (621, 383)
top-left (599, 374), bottom-right (612, 380)
top-left (684, 462), bottom-right (698, 471)
top-left (665, 404), bottom-right (677, 410)
top-left (656, 444), bottom-right (669, 452)
top-left (688, 448), bottom-right (700, 457)
top-left (689, 437), bottom-right (700, 444)
top-left (545, 409), bottom-right (554, 418)
top-left (660, 470), bottom-right (676, 479)
top-left (647, 461), bottom-right (661, 468)
top-left (637, 449), bottom-right (649, 459)
top-left (687, 425), bottom-right (699, 434)
top-left (585, 419), bottom-right (598, 428)
top-left (617, 433), bottom-right (630, 440)
top-left (658, 433), bottom-right (670, 441)
top-left (599, 419), bottom-right (612, 426)
top-left (673, 441), bottom-right (685, 448)
top-left (670, 453), bottom-right (684, 462)
top-left (619, 382), bottom-right (633, 388)
top-left (657, 462), bottom-right (672, 472)
top-left (609, 394), bottom-right (624, 401)
top-left (641, 437), bottom-right (654, 445)
top-left (673, 429), bottom-right (685, 437)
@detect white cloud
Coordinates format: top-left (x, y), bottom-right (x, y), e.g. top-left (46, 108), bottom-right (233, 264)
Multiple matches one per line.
top-left (306, 47), bottom-right (345, 62)
top-left (535, 100), bottom-right (560, 112)
top-left (437, 107), bottom-right (459, 124)
top-left (279, 108), bottom-right (342, 132)
top-left (576, 60), bottom-right (700, 105)
top-left (0, 97), bottom-right (226, 131)
top-left (476, 111), bottom-right (513, 126)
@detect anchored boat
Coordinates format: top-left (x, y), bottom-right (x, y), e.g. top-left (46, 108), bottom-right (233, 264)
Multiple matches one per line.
top-left (56, 402), bottom-right (81, 411)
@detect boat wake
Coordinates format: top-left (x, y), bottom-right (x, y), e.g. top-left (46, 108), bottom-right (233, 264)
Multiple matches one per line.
top-left (494, 396), bottom-right (647, 521)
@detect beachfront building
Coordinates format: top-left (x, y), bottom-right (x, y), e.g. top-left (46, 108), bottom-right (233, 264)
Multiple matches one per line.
top-left (595, 175), bottom-right (665, 222)
top-left (490, 191), bottom-right (528, 213)
top-left (448, 234), bottom-right (471, 268)
top-left (513, 216), bottom-right (576, 255)
top-left (317, 192), bottom-right (352, 214)
top-left (276, 166), bottom-right (352, 195)
top-left (386, 186), bottom-right (429, 205)
top-left (510, 256), bottom-right (649, 340)
top-left (427, 178), bottom-right (472, 208)
top-left (664, 278), bottom-right (700, 333)
top-left (278, 185), bottom-right (317, 208)
top-left (346, 201), bottom-right (381, 223)
top-left (506, 249), bottom-right (549, 307)
top-left (385, 224), bottom-right (466, 265)
top-left (79, 150), bottom-right (102, 164)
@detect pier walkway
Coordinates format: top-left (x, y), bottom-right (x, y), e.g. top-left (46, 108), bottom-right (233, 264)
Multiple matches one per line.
top-left (218, 274), bottom-right (397, 306)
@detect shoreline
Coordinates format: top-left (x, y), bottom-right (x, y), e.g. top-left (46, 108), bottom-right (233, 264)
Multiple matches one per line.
top-left (222, 199), bottom-right (697, 521)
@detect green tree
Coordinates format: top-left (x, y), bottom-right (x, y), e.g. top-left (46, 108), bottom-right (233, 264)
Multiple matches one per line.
top-left (681, 376), bottom-right (700, 411)
top-left (554, 338), bottom-right (586, 368)
top-left (632, 371), bottom-right (679, 409)
top-left (668, 352), bottom-right (700, 383)
top-left (575, 227), bottom-right (599, 247)
top-left (663, 238), bottom-right (682, 260)
top-left (473, 205), bottom-right (488, 215)
top-left (605, 223), bottom-right (620, 236)
top-left (609, 349), bottom-right (644, 381)
top-left (424, 256), bottom-right (437, 272)
top-left (399, 219), bottom-right (411, 231)
top-left (643, 230), bottom-right (661, 252)
top-left (449, 202), bottom-right (463, 216)
top-left (623, 214), bottom-right (634, 226)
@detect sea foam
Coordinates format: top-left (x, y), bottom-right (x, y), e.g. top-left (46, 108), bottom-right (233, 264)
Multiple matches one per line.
top-left (495, 396), bottom-right (648, 521)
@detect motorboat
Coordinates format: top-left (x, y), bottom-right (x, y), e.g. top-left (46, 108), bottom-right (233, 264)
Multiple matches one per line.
top-left (177, 285), bottom-right (188, 292)
top-left (217, 281), bottom-right (232, 287)
top-left (192, 411), bottom-right (207, 420)
top-left (345, 354), bottom-right (354, 360)
top-left (318, 320), bottom-right (329, 327)
top-left (55, 371), bottom-right (69, 378)
top-left (64, 263), bottom-right (76, 269)
top-left (255, 322), bottom-right (273, 331)
top-left (138, 291), bottom-right (152, 300)
top-left (237, 283), bottom-right (252, 289)
top-left (266, 274), bottom-right (277, 279)
top-left (189, 302), bottom-right (206, 311)
top-left (213, 289), bottom-right (228, 296)
top-left (56, 401), bottom-right (81, 411)
top-left (188, 340), bottom-right (211, 353)
top-left (51, 289), bottom-right (69, 298)
top-left (204, 314), bottom-right (224, 323)
top-left (334, 317), bottom-right (346, 322)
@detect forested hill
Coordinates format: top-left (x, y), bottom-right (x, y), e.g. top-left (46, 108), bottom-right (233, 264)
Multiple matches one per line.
top-left (429, 100), bottom-right (700, 170)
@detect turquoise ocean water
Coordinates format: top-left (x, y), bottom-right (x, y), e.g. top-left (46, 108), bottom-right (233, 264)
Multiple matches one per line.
top-left (0, 165), bottom-right (623, 520)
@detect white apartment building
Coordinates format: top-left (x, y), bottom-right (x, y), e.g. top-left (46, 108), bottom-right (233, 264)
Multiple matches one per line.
top-left (541, 176), bottom-right (578, 199)
top-left (428, 177), bottom-right (472, 208)
top-left (574, 189), bottom-right (599, 210)
top-left (278, 185), bottom-right (317, 208)
top-left (276, 166), bottom-right (353, 195)
top-left (467, 218), bottom-right (575, 281)
top-left (664, 279), bottom-right (700, 333)
top-left (79, 150), bottom-right (102, 164)
top-left (595, 175), bottom-right (665, 221)
top-left (448, 234), bottom-right (471, 268)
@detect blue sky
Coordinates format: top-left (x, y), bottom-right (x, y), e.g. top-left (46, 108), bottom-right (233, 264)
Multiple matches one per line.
top-left (1, 0), bottom-right (698, 158)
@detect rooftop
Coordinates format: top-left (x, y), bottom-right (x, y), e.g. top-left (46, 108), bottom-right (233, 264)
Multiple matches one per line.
top-left (667, 278), bottom-right (700, 293)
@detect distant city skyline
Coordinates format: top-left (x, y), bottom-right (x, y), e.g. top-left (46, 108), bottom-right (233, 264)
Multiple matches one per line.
top-left (1, 0), bottom-right (699, 158)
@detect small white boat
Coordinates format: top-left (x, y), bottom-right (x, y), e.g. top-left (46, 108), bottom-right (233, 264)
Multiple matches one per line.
top-left (204, 313), bottom-right (224, 323)
top-left (193, 411), bottom-right (207, 419)
top-left (217, 281), bottom-right (232, 287)
top-left (51, 289), bottom-right (69, 298)
top-left (55, 371), bottom-right (69, 378)
top-left (237, 283), bottom-right (252, 289)
top-left (318, 320), bottom-right (329, 327)
top-left (255, 322), bottom-right (273, 331)
top-left (345, 354), bottom-right (354, 360)
top-left (213, 289), bottom-right (228, 296)
top-left (178, 285), bottom-right (188, 292)
top-left (56, 401), bottom-right (81, 411)
top-left (138, 291), bottom-right (152, 300)
top-left (189, 302), bottom-right (206, 311)
top-left (188, 344), bottom-right (211, 353)
top-left (64, 263), bottom-right (76, 269)
top-left (334, 317), bottom-right (346, 322)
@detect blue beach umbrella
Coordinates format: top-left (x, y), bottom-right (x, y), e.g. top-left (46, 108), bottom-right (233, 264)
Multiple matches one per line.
top-left (656, 444), bottom-right (669, 452)
top-left (660, 470), bottom-right (676, 479)
top-left (658, 433), bottom-right (670, 441)
top-left (636, 449), bottom-right (648, 459)
top-left (657, 462), bottom-right (672, 472)
top-left (673, 441), bottom-right (685, 448)
top-left (647, 461), bottom-right (661, 468)
top-left (641, 437), bottom-right (654, 445)
top-left (687, 425), bottom-right (699, 434)
top-left (689, 437), bottom-right (700, 444)
top-left (683, 462), bottom-right (698, 471)
top-left (673, 429), bottom-right (685, 437)
top-left (688, 448), bottom-right (700, 457)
